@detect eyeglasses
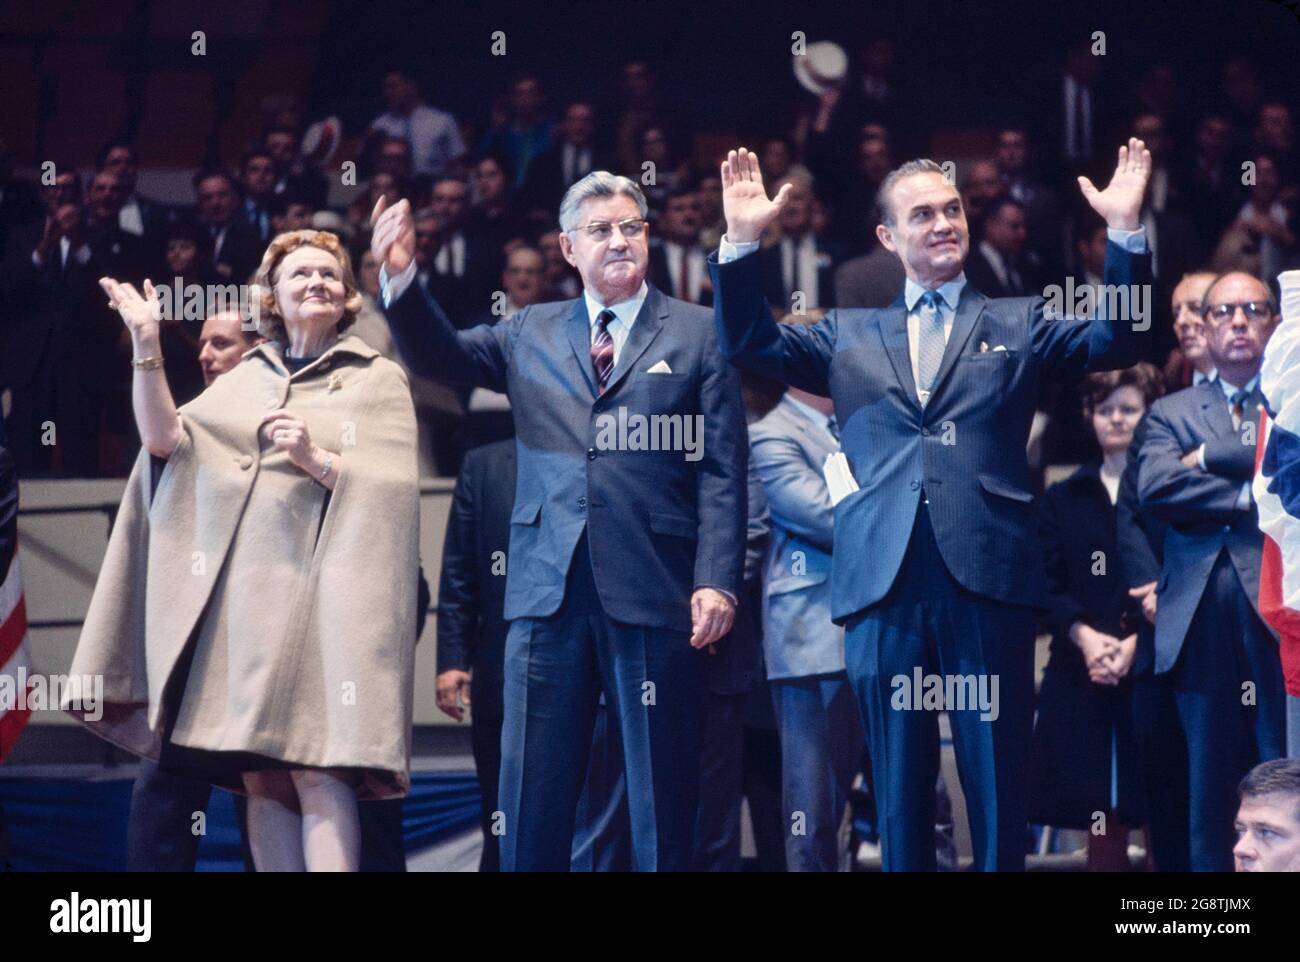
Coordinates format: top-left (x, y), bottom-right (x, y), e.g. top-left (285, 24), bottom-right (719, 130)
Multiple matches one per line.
top-left (1203, 301), bottom-right (1273, 324)
top-left (569, 218), bottom-right (647, 242)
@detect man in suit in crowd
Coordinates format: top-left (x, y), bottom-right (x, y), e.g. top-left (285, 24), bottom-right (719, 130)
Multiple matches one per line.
top-left (834, 243), bottom-right (906, 310)
top-left (757, 175), bottom-right (843, 312)
top-left (648, 184), bottom-right (712, 306)
top-left (1136, 270), bottom-right (1287, 870)
top-left (995, 128), bottom-right (1062, 279)
top-left (1, 167), bottom-right (122, 476)
top-left (710, 139), bottom-right (1153, 870)
top-left (519, 101), bottom-right (610, 218)
top-left (190, 169), bottom-right (262, 283)
top-left (435, 437), bottom-right (516, 871)
top-left (373, 170), bottom-right (747, 871)
top-left (96, 141), bottom-right (172, 247)
top-left (963, 196), bottom-right (1044, 299)
top-left (749, 379), bottom-right (865, 870)
top-left (423, 177), bottom-right (495, 323)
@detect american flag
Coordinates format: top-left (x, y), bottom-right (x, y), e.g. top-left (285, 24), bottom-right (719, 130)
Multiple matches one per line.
top-left (1253, 271), bottom-right (1300, 699)
top-left (0, 541), bottom-right (33, 762)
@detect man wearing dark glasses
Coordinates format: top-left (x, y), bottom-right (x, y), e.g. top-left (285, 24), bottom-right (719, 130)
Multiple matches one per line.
top-left (1136, 270), bottom-right (1288, 871)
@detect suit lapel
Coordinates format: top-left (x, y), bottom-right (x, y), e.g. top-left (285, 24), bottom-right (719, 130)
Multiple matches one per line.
top-left (566, 298), bottom-right (597, 398)
top-left (927, 287), bottom-right (986, 400)
top-left (602, 286), bottom-right (667, 396)
top-left (876, 301), bottom-right (918, 407)
top-left (1197, 381), bottom-right (1235, 439)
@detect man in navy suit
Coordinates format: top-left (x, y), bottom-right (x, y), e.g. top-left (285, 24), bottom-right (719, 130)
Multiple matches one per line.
top-left (710, 139), bottom-right (1154, 870)
top-left (371, 172), bottom-right (747, 871)
top-left (1136, 270), bottom-right (1287, 870)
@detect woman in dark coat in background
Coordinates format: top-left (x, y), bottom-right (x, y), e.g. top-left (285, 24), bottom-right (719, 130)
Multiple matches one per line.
top-left (1029, 363), bottom-right (1165, 871)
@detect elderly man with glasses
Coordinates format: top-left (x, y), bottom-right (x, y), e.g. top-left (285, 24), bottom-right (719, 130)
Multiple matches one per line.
top-left (1136, 270), bottom-right (1289, 871)
top-left (370, 172), bottom-right (748, 871)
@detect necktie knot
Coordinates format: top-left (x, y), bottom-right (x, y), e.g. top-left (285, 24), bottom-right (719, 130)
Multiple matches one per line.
top-left (596, 308), bottom-right (615, 331)
top-left (920, 290), bottom-right (942, 312)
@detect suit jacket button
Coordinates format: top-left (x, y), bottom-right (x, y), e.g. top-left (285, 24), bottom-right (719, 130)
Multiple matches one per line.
top-left (578, 496), bottom-right (587, 509)
top-left (239, 455), bottom-right (253, 470)
top-left (587, 448), bottom-right (597, 460)
top-left (921, 427), bottom-right (931, 437)
top-left (910, 479), bottom-right (920, 490)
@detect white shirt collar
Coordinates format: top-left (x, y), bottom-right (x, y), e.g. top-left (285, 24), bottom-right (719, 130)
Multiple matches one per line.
top-left (904, 273), bottom-right (967, 312)
top-left (584, 281), bottom-right (649, 330)
top-left (1216, 372), bottom-right (1260, 398)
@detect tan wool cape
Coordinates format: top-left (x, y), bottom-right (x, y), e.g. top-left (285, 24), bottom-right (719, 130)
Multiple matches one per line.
top-left (63, 334), bottom-right (420, 799)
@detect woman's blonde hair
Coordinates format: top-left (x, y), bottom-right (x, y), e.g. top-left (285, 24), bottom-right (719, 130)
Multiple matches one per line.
top-left (253, 230), bottom-right (364, 344)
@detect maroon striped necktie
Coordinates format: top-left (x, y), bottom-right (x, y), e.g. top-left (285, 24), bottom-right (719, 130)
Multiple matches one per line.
top-left (591, 308), bottom-right (616, 393)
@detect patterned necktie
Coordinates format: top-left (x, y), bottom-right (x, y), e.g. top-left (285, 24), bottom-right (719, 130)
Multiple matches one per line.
top-left (592, 309), bottom-right (616, 393)
top-left (916, 290), bottom-right (946, 396)
top-left (1229, 386), bottom-right (1252, 431)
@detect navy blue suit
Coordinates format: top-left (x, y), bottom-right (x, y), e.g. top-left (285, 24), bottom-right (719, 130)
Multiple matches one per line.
top-left (1136, 379), bottom-right (1286, 870)
top-left (384, 278), bottom-right (747, 871)
top-left (711, 238), bottom-right (1151, 870)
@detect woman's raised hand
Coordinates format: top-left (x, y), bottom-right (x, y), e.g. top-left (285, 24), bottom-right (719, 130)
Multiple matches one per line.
top-left (100, 277), bottom-right (162, 336)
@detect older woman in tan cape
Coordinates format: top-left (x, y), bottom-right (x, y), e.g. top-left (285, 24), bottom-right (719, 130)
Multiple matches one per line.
top-left (65, 231), bottom-right (420, 871)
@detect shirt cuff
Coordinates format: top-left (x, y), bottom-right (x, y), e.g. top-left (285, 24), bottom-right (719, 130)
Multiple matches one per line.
top-left (379, 261), bottom-right (418, 308)
top-left (1196, 443), bottom-right (1207, 470)
top-left (1236, 480), bottom-right (1253, 511)
top-left (695, 584), bottom-right (738, 606)
top-left (718, 234), bottom-right (761, 264)
top-left (1107, 226), bottom-right (1148, 254)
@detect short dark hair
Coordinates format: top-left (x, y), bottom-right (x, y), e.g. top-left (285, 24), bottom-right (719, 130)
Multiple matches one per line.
top-left (1239, 759), bottom-right (1300, 823)
top-left (95, 139), bottom-right (135, 170)
top-left (474, 150), bottom-right (515, 187)
top-left (875, 158), bottom-right (946, 226)
top-left (1081, 362), bottom-right (1165, 415)
top-left (192, 167), bottom-right (239, 195)
top-left (240, 147), bottom-right (276, 174)
top-left (984, 194), bottom-right (1026, 224)
top-left (267, 187), bottom-right (314, 218)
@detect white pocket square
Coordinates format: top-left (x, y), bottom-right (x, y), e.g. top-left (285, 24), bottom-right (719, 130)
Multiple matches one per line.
top-left (646, 360), bottom-right (673, 374)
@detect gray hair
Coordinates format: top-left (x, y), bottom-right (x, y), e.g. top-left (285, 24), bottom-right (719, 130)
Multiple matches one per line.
top-left (875, 158), bottom-right (947, 227)
top-left (558, 171), bottom-right (648, 232)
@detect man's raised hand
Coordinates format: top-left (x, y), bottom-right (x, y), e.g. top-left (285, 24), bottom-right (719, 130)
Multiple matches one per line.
top-left (1078, 137), bottom-right (1151, 232)
top-left (721, 148), bottom-right (793, 245)
top-left (369, 196), bottom-right (416, 277)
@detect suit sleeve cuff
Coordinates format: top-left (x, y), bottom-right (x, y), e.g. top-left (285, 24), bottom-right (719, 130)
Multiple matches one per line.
top-left (718, 235), bottom-right (761, 264)
top-left (695, 584), bottom-right (738, 606)
top-left (380, 261), bottom-right (418, 307)
top-left (1107, 226), bottom-right (1148, 254)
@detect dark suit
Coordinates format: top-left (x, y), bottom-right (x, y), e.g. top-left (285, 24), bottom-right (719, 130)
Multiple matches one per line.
top-left (711, 235), bottom-right (1151, 870)
top-left (757, 237), bottom-right (842, 313)
top-left (1116, 414), bottom-right (1190, 871)
top-left (385, 275), bottom-right (747, 871)
top-left (518, 143), bottom-right (613, 217)
top-left (1136, 379), bottom-right (1286, 869)
top-left (1, 224), bottom-right (122, 475)
top-left (963, 244), bottom-right (1044, 300)
top-left (648, 240), bottom-right (713, 307)
top-left (436, 439), bottom-right (515, 871)
top-left (197, 216), bottom-right (263, 284)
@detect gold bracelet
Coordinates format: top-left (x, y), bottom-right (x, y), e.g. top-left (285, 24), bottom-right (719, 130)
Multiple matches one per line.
top-left (131, 355), bottom-right (164, 370)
